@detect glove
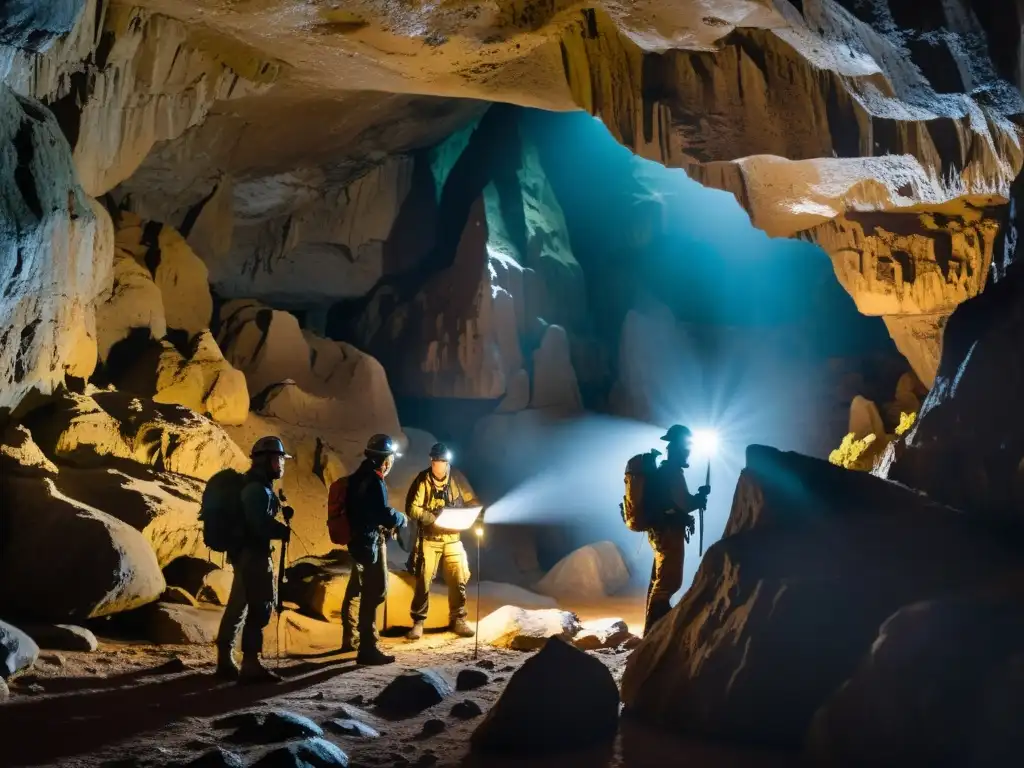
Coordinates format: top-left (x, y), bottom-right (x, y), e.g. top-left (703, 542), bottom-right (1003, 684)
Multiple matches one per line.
top-left (685, 512), bottom-right (696, 538)
top-left (698, 485), bottom-right (711, 496)
top-left (282, 505), bottom-right (295, 522)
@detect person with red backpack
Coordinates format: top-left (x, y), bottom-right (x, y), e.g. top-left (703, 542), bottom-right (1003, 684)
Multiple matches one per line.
top-left (334, 434), bottom-right (407, 665)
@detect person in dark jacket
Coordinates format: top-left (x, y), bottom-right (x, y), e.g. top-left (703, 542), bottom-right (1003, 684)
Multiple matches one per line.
top-left (405, 442), bottom-right (477, 641)
top-left (644, 425), bottom-right (709, 636)
top-left (216, 436), bottom-right (293, 683)
top-left (341, 433), bottom-right (408, 665)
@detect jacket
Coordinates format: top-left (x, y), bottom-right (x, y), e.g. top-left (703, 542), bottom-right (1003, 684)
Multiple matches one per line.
top-left (405, 468), bottom-right (477, 543)
top-left (239, 470), bottom-right (290, 556)
top-left (347, 460), bottom-right (407, 563)
top-left (650, 457), bottom-right (704, 531)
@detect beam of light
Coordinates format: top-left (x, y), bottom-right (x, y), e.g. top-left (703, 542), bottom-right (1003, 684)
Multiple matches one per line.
top-left (691, 428), bottom-right (719, 459)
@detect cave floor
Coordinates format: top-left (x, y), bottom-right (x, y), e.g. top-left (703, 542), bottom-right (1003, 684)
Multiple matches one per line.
top-left (0, 600), bottom-right (801, 768)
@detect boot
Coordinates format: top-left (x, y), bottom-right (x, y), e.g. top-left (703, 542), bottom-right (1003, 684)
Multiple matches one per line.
top-left (340, 631), bottom-right (359, 654)
top-left (238, 652), bottom-right (282, 684)
top-left (356, 645), bottom-right (396, 666)
top-left (215, 646), bottom-right (239, 681)
top-left (449, 618), bottom-right (475, 638)
top-left (406, 621), bottom-right (425, 642)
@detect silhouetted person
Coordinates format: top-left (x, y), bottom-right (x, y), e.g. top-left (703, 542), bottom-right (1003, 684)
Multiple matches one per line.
top-left (405, 442), bottom-right (478, 641)
top-left (216, 436), bottom-right (292, 683)
top-left (341, 434), bottom-right (408, 665)
top-left (644, 425), bottom-right (709, 635)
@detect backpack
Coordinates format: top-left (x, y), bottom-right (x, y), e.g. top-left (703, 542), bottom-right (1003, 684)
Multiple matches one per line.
top-left (199, 468), bottom-right (249, 552)
top-left (327, 475), bottom-right (352, 546)
top-left (620, 450), bottom-right (662, 532)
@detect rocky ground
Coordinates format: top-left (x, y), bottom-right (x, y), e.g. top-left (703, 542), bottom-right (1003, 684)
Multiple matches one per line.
top-left (0, 600), bottom-right (798, 768)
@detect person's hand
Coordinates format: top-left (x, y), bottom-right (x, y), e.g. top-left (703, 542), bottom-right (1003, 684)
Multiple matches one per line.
top-left (698, 485), bottom-right (711, 496)
top-left (281, 527), bottom-right (291, 543)
top-left (685, 512), bottom-right (696, 537)
top-left (282, 505), bottom-right (295, 522)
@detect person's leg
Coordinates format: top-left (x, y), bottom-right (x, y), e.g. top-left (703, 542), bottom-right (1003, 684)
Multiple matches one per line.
top-left (644, 529), bottom-right (685, 635)
top-left (238, 551), bottom-right (280, 683)
top-left (442, 541), bottom-right (473, 637)
top-left (214, 554), bottom-right (247, 678)
top-left (409, 540), bottom-right (442, 639)
top-left (341, 560), bottom-right (363, 652)
top-left (357, 551), bottom-right (394, 665)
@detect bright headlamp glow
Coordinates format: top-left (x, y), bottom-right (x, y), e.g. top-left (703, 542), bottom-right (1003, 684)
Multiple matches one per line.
top-left (474, 524), bottom-right (484, 538)
top-left (691, 429), bottom-right (719, 457)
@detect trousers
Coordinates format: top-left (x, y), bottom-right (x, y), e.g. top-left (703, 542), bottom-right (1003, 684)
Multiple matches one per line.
top-left (410, 539), bottom-right (470, 623)
top-left (216, 548), bottom-right (276, 654)
top-left (341, 541), bottom-right (389, 648)
top-left (645, 527), bottom-right (685, 635)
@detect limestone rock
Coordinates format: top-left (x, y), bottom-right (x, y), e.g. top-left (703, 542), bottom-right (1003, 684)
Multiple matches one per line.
top-left (95, 249), bottom-right (167, 362)
top-left (0, 677), bottom-right (8, 701)
top-left (621, 446), bottom-right (1023, 747)
top-left (375, 670), bottom-right (453, 718)
top-left (0, 84), bottom-right (113, 412)
top-left (324, 719), bottom-right (380, 739)
top-left (164, 557), bottom-right (233, 606)
top-left (28, 389), bottom-right (248, 482)
top-left (456, 669), bottom-right (489, 692)
top-left (882, 315), bottom-right (947, 389)
top-left (19, 623), bottom-right (98, 652)
top-left (262, 610), bottom-right (344, 658)
top-left (534, 542), bottom-right (629, 602)
top-left (113, 212), bottom-right (213, 335)
top-left (471, 638), bottom-right (619, 754)
top-left (225, 710), bottom-right (324, 744)
top-left (451, 700), bottom-right (483, 720)
top-left (147, 603), bottom-right (223, 645)
top-left (529, 325), bottom-right (583, 412)
top-left (572, 619), bottom-right (633, 652)
top-left (0, 620), bottom-right (39, 679)
top-left (116, 332), bottom-right (249, 426)
top-left (161, 586), bottom-right (199, 607)
top-left (848, 396), bottom-right (885, 441)
top-left (252, 738), bottom-right (348, 768)
top-left (53, 463), bottom-right (206, 567)
top-left (497, 368), bottom-right (530, 413)
top-left (808, 583), bottom-right (1024, 767)
top-left (0, 475), bottom-right (165, 621)
top-left (0, 425), bottom-right (58, 478)
top-left (477, 606), bottom-right (582, 651)
top-left (186, 747), bottom-right (245, 768)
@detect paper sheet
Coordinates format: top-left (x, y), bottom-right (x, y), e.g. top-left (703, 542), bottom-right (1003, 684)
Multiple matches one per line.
top-left (432, 505), bottom-right (483, 532)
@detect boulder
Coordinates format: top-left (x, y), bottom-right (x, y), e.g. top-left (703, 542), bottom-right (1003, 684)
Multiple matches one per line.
top-left (162, 586), bottom-right (199, 606)
top-left (27, 389), bottom-right (248, 481)
top-left (0, 620), bottom-right (39, 679)
top-left (0, 678), bottom-right (8, 701)
top-left (497, 368), bottom-right (530, 413)
top-left (19, 623), bottom-right (98, 652)
top-left (263, 610), bottom-right (342, 658)
top-left (477, 606), bottom-right (582, 651)
top-left (534, 541), bottom-right (629, 601)
top-left (164, 557), bottom-right (234, 606)
top-left (621, 445), bottom-right (1023, 747)
top-left (0, 475), bottom-right (165, 621)
top-left (374, 670), bottom-right (453, 718)
top-left (252, 738), bottom-right (349, 768)
top-left (456, 668), bottom-right (489, 692)
top-left (147, 603), bottom-right (223, 644)
top-left (53, 463), bottom-right (206, 567)
top-left (95, 249), bottom-right (167, 362)
top-left (0, 425), bottom-right (58, 478)
top-left (451, 700), bottom-right (483, 720)
top-left (0, 86), bottom-right (114, 412)
top-left (572, 618), bottom-right (633, 651)
top-left (114, 212), bottom-right (213, 335)
top-left (471, 637), bottom-right (619, 754)
top-left (225, 709), bottom-right (324, 744)
top-left (115, 333), bottom-right (248, 426)
top-left (323, 719), bottom-right (380, 739)
top-left (848, 395), bottom-right (885, 440)
top-left (808, 582), bottom-right (1024, 767)
top-left (186, 748), bottom-right (245, 768)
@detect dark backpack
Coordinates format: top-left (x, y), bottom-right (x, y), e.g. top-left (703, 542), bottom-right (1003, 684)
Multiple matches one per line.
top-left (199, 469), bottom-right (249, 552)
top-left (620, 450), bottom-right (663, 532)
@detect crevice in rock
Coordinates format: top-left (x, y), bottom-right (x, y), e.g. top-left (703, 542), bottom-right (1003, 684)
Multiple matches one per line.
top-left (141, 221), bottom-right (164, 276)
top-left (13, 119), bottom-right (42, 220)
top-left (47, 69), bottom-right (90, 151)
top-left (178, 183), bottom-right (219, 238)
top-left (13, 319), bottom-right (41, 385)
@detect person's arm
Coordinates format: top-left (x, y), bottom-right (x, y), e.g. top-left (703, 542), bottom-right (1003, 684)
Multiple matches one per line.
top-left (366, 475), bottom-right (407, 530)
top-left (241, 483), bottom-right (290, 541)
top-left (669, 471), bottom-right (706, 514)
top-left (406, 475), bottom-right (437, 526)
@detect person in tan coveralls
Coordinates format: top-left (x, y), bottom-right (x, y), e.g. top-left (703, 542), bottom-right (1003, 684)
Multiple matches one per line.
top-left (405, 442), bottom-right (478, 640)
top-left (644, 425), bottom-right (709, 636)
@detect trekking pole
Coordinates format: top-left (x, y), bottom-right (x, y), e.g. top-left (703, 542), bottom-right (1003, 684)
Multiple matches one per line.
top-left (699, 460), bottom-right (710, 556)
top-left (277, 490), bottom-right (293, 668)
top-left (473, 517), bottom-right (484, 660)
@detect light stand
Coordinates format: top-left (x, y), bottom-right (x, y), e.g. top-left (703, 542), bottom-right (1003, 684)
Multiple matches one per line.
top-left (473, 520), bottom-right (484, 660)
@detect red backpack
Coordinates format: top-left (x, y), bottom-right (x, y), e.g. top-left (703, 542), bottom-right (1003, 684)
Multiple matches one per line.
top-left (327, 475), bottom-right (352, 546)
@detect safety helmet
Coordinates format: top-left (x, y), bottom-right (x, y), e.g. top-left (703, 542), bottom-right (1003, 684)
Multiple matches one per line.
top-left (429, 442), bottom-right (452, 462)
top-left (365, 433), bottom-right (400, 458)
top-left (250, 435), bottom-right (292, 459)
top-left (660, 424), bottom-right (692, 444)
